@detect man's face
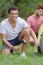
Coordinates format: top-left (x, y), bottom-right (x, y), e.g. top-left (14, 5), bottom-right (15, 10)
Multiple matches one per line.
top-left (35, 9), bottom-right (43, 16)
top-left (8, 10), bottom-right (18, 21)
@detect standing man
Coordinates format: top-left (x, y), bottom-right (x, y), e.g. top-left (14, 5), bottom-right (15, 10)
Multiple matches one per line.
top-left (0, 6), bottom-right (39, 57)
top-left (27, 5), bottom-right (43, 53)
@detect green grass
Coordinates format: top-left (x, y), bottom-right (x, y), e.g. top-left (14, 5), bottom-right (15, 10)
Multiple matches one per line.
top-left (0, 39), bottom-right (43, 65)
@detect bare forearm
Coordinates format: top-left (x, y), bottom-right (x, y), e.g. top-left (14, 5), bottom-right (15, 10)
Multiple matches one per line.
top-left (30, 27), bottom-right (38, 42)
top-left (2, 38), bottom-right (13, 49)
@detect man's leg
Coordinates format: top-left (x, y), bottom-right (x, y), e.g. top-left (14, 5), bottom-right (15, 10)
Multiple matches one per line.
top-left (2, 44), bottom-right (20, 55)
top-left (18, 29), bottom-right (32, 57)
top-left (19, 29), bottom-right (30, 52)
top-left (19, 29), bottom-right (39, 57)
top-left (2, 49), bottom-right (10, 55)
top-left (26, 35), bottom-right (39, 56)
top-left (36, 33), bottom-right (41, 53)
top-left (2, 44), bottom-right (10, 55)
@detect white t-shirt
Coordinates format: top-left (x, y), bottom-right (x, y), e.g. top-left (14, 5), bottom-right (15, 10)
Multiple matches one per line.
top-left (0, 17), bottom-right (29, 40)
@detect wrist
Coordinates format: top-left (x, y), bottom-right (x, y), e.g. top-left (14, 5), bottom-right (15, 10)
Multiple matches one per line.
top-left (35, 39), bottom-right (38, 42)
top-left (10, 46), bottom-right (14, 53)
top-left (11, 46), bottom-right (14, 51)
top-left (11, 46), bottom-right (14, 50)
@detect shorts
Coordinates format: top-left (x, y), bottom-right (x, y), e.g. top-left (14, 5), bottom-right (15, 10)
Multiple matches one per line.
top-left (2, 33), bottom-right (23, 49)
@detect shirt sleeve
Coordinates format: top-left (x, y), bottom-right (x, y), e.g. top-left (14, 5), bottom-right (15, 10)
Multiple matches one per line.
top-left (0, 23), bottom-right (6, 34)
top-left (21, 18), bottom-right (29, 29)
top-left (27, 17), bottom-right (32, 27)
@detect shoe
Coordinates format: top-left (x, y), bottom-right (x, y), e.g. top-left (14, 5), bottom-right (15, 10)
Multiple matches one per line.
top-left (32, 52), bottom-right (38, 57)
top-left (13, 51), bottom-right (16, 54)
top-left (20, 53), bottom-right (27, 58)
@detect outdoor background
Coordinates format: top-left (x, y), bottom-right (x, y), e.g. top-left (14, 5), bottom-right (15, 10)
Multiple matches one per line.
top-left (0, 0), bottom-right (43, 65)
top-left (0, 0), bottom-right (43, 21)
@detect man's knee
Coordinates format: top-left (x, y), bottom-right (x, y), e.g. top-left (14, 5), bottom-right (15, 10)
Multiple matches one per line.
top-left (2, 49), bottom-right (10, 55)
top-left (23, 29), bottom-right (30, 35)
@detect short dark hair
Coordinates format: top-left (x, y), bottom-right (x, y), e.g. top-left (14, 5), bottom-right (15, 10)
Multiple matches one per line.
top-left (36, 5), bottom-right (43, 10)
top-left (8, 6), bottom-right (19, 13)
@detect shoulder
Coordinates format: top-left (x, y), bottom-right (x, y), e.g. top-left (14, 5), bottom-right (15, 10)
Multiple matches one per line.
top-left (17, 17), bottom-right (28, 27)
top-left (1, 18), bottom-right (8, 25)
top-left (17, 17), bottom-right (26, 23)
top-left (17, 17), bottom-right (26, 21)
top-left (27, 15), bottom-right (33, 19)
top-left (40, 16), bottom-right (43, 19)
top-left (39, 16), bottom-right (43, 22)
top-left (27, 15), bottom-right (34, 21)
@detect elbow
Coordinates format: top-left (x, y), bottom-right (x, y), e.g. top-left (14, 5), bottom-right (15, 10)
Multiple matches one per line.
top-left (2, 38), bottom-right (6, 43)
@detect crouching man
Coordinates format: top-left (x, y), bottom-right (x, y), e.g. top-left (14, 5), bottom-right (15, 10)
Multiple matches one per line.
top-left (0, 6), bottom-right (39, 57)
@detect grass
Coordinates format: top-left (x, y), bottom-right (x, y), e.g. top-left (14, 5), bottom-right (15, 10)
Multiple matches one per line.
top-left (0, 39), bottom-right (43, 65)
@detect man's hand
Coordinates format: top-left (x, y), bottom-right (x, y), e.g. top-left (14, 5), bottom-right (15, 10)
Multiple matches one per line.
top-left (13, 46), bottom-right (20, 51)
top-left (35, 40), bottom-right (40, 46)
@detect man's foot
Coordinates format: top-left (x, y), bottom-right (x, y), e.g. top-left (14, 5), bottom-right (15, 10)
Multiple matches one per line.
top-left (10, 50), bottom-right (16, 54)
top-left (20, 53), bottom-right (27, 58)
top-left (32, 52), bottom-right (38, 57)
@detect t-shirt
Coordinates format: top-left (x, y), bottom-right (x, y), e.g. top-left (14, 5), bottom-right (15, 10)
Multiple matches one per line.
top-left (0, 17), bottom-right (28, 40)
top-left (27, 14), bottom-right (43, 33)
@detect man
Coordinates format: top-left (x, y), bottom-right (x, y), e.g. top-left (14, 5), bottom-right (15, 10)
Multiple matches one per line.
top-left (0, 6), bottom-right (39, 57)
top-left (27, 5), bottom-right (43, 53)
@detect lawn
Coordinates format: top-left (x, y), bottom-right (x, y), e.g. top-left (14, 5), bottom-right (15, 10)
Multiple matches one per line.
top-left (0, 39), bottom-right (43, 65)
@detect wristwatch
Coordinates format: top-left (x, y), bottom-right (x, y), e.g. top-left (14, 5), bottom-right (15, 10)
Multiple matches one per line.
top-left (10, 46), bottom-right (14, 53)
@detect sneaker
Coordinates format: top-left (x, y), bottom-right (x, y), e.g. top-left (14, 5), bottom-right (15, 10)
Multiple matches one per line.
top-left (20, 53), bottom-right (27, 58)
top-left (32, 52), bottom-right (38, 57)
top-left (13, 51), bottom-right (16, 54)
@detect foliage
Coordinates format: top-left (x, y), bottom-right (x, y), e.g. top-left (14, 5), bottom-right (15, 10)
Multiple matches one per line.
top-left (16, 0), bottom-right (43, 19)
top-left (0, 0), bottom-right (43, 20)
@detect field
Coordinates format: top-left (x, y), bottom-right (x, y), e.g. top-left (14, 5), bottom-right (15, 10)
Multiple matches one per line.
top-left (0, 39), bottom-right (43, 65)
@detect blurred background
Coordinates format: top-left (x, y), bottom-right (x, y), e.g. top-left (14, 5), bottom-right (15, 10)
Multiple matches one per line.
top-left (0, 0), bottom-right (43, 21)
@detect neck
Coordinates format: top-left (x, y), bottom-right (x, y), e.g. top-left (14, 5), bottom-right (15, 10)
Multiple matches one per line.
top-left (9, 18), bottom-right (16, 23)
top-left (8, 18), bottom-right (16, 28)
top-left (34, 14), bottom-right (40, 19)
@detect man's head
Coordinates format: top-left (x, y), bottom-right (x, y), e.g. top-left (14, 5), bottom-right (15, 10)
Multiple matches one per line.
top-left (35, 5), bottom-right (43, 16)
top-left (8, 6), bottom-right (19, 21)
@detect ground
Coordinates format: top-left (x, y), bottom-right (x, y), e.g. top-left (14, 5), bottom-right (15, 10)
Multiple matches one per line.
top-left (0, 39), bottom-right (43, 65)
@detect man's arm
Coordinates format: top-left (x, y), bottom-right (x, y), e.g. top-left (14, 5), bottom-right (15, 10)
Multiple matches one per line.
top-left (27, 17), bottom-right (32, 27)
top-left (29, 27), bottom-right (37, 41)
top-left (1, 33), bottom-right (19, 51)
top-left (1, 33), bottom-right (14, 49)
top-left (29, 27), bottom-right (39, 46)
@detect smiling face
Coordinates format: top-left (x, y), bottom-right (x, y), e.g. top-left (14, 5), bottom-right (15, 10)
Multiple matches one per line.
top-left (8, 10), bottom-right (18, 22)
top-left (35, 9), bottom-right (43, 16)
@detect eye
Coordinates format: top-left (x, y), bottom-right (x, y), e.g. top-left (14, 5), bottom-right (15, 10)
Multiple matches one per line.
top-left (10, 13), bottom-right (14, 15)
top-left (15, 13), bottom-right (18, 15)
top-left (39, 9), bottom-right (42, 12)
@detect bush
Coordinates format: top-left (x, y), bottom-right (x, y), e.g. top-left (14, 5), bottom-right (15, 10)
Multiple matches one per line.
top-left (0, 0), bottom-right (43, 21)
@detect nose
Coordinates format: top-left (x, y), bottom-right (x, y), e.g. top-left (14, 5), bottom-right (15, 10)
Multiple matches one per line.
top-left (13, 14), bottom-right (15, 16)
